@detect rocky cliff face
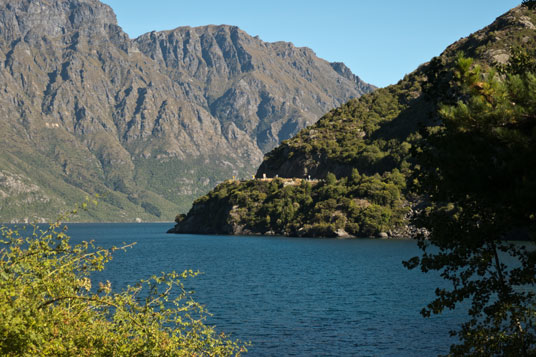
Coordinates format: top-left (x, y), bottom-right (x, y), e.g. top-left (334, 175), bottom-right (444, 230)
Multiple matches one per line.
top-left (0, 0), bottom-right (374, 222)
top-left (133, 26), bottom-right (373, 153)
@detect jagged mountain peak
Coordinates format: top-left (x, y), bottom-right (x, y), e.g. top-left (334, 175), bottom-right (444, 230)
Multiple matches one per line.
top-left (0, 0), bottom-right (119, 41)
top-left (0, 0), bottom-right (374, 222)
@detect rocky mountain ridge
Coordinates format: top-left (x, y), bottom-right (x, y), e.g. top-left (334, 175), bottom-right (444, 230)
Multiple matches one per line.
top-left (0, 0), bottom-right (374, 222)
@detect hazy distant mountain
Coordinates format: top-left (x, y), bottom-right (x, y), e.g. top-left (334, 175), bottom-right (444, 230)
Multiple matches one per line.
top-left (0, 0), bottom-right (374, 222)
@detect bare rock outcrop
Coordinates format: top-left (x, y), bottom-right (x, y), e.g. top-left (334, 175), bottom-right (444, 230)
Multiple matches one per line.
top-left (0, 0), bottom-right (374, 222)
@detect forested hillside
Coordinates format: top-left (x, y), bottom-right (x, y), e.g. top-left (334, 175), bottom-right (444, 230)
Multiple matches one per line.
top-left (170, 4), bottom-right (536, 237)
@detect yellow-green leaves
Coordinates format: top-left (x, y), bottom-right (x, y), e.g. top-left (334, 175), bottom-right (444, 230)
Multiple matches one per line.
top-left (0, 209), bottom-right (246, 356)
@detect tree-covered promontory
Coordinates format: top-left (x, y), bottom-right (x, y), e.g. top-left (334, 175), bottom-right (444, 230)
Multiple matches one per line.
top-left (170, 171), bottom-right (407, 238)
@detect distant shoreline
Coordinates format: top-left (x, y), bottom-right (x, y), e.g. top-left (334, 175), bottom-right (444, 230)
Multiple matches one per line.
top-left (0, 221), bottom-right (175, 225)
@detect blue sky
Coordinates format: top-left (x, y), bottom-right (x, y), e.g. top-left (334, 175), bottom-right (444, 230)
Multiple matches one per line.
top-left (102, 0), bottom-right (521, 88)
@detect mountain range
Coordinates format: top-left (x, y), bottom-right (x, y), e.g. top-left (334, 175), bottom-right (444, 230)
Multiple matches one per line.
top-left (0, 0), bottom-right (374, 222)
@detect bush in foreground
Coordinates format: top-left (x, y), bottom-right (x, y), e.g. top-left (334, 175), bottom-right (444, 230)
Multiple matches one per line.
top-left (0, 205), bottom-right (246, 356)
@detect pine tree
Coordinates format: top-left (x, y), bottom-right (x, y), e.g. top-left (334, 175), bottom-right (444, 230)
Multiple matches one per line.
top-left (405, 52), bottom-right (536, 355)
top-left (523, 0), bottom-right (536, 10)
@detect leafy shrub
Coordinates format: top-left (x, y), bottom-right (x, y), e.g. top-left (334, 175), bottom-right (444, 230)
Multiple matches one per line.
top-left (0, 206), bottom-right (246, 356)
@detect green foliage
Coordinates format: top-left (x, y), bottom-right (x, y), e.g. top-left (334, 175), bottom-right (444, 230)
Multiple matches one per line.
top-left (176, 173), bottom-right (408, 237)
top-left (0, 205), bottom-right (246, 356)
top-left (406, 54), bottom-right (536, 355)
top-left (234, 70), bottom-right (428, 238)
top-left (141, 201), bottom-right (162, 217)
top-left (498, 47), bottom-right (536, 75)
top-left (262, 74), bottom-right (425, 179)
top-left (523, 0), bottom-right (536, 10)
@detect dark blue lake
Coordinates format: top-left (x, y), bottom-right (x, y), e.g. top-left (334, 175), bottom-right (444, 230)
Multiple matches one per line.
top-left (67, 223), bottom-right (463, 356)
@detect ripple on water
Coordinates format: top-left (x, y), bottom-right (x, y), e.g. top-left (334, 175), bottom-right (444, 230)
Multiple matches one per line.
top-left (68, 224), bottom-right (464, 356)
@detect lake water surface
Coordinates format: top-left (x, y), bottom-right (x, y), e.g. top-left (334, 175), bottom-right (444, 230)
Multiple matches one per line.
top-left (67, 223), bottom-right (464, 356)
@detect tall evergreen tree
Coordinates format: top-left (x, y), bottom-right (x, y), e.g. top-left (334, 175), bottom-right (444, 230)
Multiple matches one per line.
top-left (523, 0), bottom-right (536, 10)
top-left (405, 52), bottom-right (536, 355)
